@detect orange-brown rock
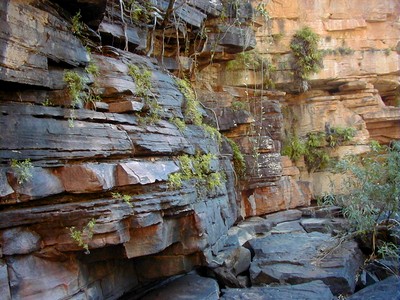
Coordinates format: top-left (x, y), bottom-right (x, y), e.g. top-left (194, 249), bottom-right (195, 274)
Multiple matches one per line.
top-left (242, 176), bottom-right (311, 217)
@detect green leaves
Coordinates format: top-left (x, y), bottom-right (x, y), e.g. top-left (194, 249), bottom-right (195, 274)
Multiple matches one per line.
top-left (334, 141), bottom-right (400, 234)
top-left (11, 159), bottom-right (33, 184)
top-left (168, 153), bottom-right (225, 194)
top-left (290, 27), bottom-right (323, 91)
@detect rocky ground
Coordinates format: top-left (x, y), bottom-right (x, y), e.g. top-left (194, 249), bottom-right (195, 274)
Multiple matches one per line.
top-left (122, 207), bottom-right (400, 299)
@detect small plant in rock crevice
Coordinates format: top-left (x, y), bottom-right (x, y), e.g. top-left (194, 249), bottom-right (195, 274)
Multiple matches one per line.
top-left (10, 159), bottom-right (33, 184)
top-left (168, 152), bottom-right (225, 196)
top-left (227, 138), bottom-right (246, 178)
top-left (128, 64), bottom-right (161, 124)
top-left (175, 77), bottom-right (223, 145)
top-left (176, 78), bottom-right (203, 126)
top-left (170, 117), bottom-right (186, 132)
top-left (71, 10), bottom-right (84, 37)
top-left (69, 218), bottom-right (96, 254)
top-left (112, 192), bottom-right (134, 208)
top-left (63, 50), bottom-right (101, 127)
top-left (231, 101), bottom-right (249, 112)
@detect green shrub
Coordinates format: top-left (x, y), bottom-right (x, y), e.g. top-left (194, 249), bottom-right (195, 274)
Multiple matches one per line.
top-left (10, 159), bottom-right (33, 184)
top-left (290, 27), bottom-right (323, 91)
top-left (327, 126), bottom-right (356, 147)
top-left (71, 11), bottom-right (84, 37)
top-left (335, 142), bottom-right (400, 232)
top-left (232, 101), bottom-right (248, 111)
top-left (332, 141), bottom-right (400, 257)
top-left (64, 71), bottom-right (86, 107)
top-left (282, 127), bottom-right (355, 172)
top-left (171, 117), bottom-right (186, 132)
top-left (281, 134), bottom-right (306, 161)
top-left (125, 0), bottom-right (153, 24)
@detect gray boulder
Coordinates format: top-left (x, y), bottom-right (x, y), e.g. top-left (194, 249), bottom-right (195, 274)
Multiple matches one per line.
top-left (348, 276), bottom-right (400, 300)
top-left (220, 280), bottom-right (334, 300)
top-left (141, 274), bottom-right (219, 300)
top-left (248, 232), bottom-right (364, 295)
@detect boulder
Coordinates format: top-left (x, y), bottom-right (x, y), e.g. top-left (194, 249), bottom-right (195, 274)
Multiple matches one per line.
top-left (56, 164), bottom-right (115, 193)
top-left (6, 255), bottom-right (81, 299)
top-left (270, 220), bottom-right (306, 234)
top-left (211, 246), bottom-right (251, 287)
top-left (348, 276), bottom-right (400, 300)
top-left (248, 232), bottom-right (364, 295)
top-left (221, 280), bottom-right (335, 300)
top-left (141, 273), bottom-right (220, 300)
top-left (237, 217), bottom-right (273, 236)
top-left (264, 209), bottom-right (303, 225)
top-left (300, 218), bottom-right (332, 234)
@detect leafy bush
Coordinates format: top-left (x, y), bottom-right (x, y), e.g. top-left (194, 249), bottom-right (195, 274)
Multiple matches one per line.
top-left (335, 141), bottom-right (400, 233)
top-left (71, 11), bottom-right (84, 37)
top-left (327, 126), bottom-right (356, 148)
top-left (64, 71), bottom-right (86, 107)
top-left (331, 141), bottom-right (400, 258)
top-left (290, 27), bottom-right (323, 91)
top-left (281, 133), bottom-right (306, 161)
top-left (176, 78), bottom-right (202, 126)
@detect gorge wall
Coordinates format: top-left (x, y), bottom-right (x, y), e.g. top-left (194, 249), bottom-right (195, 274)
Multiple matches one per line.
top-left (0, 0), bottom-right (399, 299)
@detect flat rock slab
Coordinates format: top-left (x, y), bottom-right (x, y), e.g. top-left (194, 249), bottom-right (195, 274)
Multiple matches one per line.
top-left (248, 232), bottom-right (364, 295)
top-left (141, 274), bottom-right (219, 300)
top-left (263, 209), bottom-right (303, 226)
top-left (221, 280), bottom-right (334, 300)
top-left (348, 276), bottom-right (400, 300)
top-left (270, 220), bottom-right (306, 234)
